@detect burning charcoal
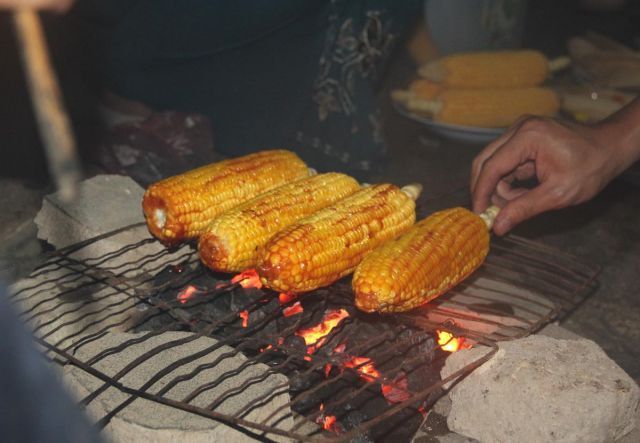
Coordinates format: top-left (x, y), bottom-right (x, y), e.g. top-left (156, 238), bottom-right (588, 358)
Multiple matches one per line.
top-left (289, 370), bottom-right (315, 392)
top-left (282, 335), bottom-right (307, 354)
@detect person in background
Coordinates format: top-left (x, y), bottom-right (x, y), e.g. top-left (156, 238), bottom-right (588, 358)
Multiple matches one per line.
top-left (471, 97), bottom-right (640, 236)
top-left (67, 0), bottom-right (421, 181)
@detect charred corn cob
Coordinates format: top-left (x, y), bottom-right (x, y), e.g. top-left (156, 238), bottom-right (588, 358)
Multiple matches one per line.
top-left (418, 50), bottom-right (567, 89)
top-left (257, 183), bottom-right (422, 293)
top-left (353, 206), bottom-right (500, 313)
top-left (142, 150), bottom-right (310, 245)
top-left (199, 173), bottom-right (360, 273)
top-left (405, 87), bottom-right (560, 128)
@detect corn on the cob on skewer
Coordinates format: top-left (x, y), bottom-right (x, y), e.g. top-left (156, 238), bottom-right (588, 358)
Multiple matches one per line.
top-left (353, 206), bottom-right (500, 313)
top-left (142, 150), bottom-right (310, 245)
top-left (405, 87), bottom-right (560, 128)
top-left (199, 173), bottom-right (360, 273)
top-left (257, 183), bottom-right (422, 293)
top-left (418, 50), bottom-right (569, 89)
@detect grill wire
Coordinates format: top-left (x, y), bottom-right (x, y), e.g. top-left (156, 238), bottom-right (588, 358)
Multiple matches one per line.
top-left (9, 223), bottom-right (599, 442)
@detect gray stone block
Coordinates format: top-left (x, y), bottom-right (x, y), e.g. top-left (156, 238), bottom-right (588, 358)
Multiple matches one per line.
top-left (63, 332), bottom-right (293, 442)
top-left (33, 174), bottom-right (186, 276)
top-left (441, 335), bottom-right (640, 443)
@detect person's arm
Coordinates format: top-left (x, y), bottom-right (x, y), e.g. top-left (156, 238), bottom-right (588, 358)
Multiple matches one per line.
top-left (471, 97), bottom-right (640, 235)
top-left (0, 0), bottom-right (73, 11)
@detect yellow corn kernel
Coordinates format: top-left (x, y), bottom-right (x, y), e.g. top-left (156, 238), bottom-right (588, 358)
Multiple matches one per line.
top-left (409, 79), bottom-right (442, 100)
top-left (198, 173), bottom-right (360, 273)
top-left (353, 207), bottom-right (489, 313)
top-left (419, 50), bottom-right (549, 89)
top-left (406, 87), bottom-right (560, 128)
top-left (142, 150), bottom-right (309, 245)
top-left (257, 184), bottom-right (418, 293)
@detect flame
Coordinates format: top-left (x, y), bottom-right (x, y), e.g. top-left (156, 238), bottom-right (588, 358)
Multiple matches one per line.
top-left (296, 309), bottom-right (349, 354)
top-left (437, 330), bottom-right (464, 352)
top-left (177, 285), bottom-right (198, 304)
top-left (344, 357), bottom-right (380, 383)
top-left (239, 310), bottom-right (249, 328)
top-left (278, 292), bottom-right (297, 304)
top-left (231, 269), bottom-right (263, 289)
top-left (283, 301), bottom-right (303, 317)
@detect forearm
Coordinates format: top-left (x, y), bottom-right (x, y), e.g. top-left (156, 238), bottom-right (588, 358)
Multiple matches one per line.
top-left (592, 97), bottom-right (640, 176)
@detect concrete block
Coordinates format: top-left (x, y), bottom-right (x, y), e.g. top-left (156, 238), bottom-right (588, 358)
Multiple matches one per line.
top-left (34, 174), bottom-right (186, 276)
top-left (441, 335), bottom-right (640, 443)
top-left (63, 331), bottom-right (293, 442)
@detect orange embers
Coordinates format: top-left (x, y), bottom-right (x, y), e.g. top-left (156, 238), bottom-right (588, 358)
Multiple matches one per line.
top-left (295, 309), bottom-right (349, 354)
top-left (317, 404), bottom-right (340, 433)
top-left (283, 301), bottom-right (303, 317)
top-left (231, 269), bottom-right (263, 289)
top-left (239, 310), bottom-right (249, 328)
top-left (278, 292), bottom-right (297, 304)
top-left (344, 357), bottom-right (380, 383)
top-left (437, 330), bottom-right (465, 352)
top-left (177, 285), bottom-right (198, 304)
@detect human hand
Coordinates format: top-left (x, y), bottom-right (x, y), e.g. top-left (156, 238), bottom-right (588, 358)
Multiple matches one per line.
top-left (0, 0), bottom-right (74, 12)
top-left (470, 115), bottom-right (635, 235)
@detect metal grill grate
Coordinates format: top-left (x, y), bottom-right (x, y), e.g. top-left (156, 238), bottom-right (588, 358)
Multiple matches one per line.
top-left (9, 223), bottom-right (599, 441)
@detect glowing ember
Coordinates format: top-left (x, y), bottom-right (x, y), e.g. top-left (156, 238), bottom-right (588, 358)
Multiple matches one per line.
top-left (177, 285), bottom-right (198, 304)
top-left (283, 301), bottom-right (303, 317)
top-left (303, 355), bottom-right (312, 362)
top-left (296, 309), bottom-right (349, 354)
top-left (316, 404), bottom-right (339, 433)
top-left (231, 269), bottom-right (263, 289)
top-left (437, 330), bottom-right (464, 352)
top-left (324, 363), bottom-right (332, 378)
top-left (239, 310), bottom-right (249, 328)
top-left (344, 356), bottom-right (380, 383)
top-left (259, 344), bottom-right (273, 353)
top-left (322, 415), bottom-right (337, 432)
top-left (418, 405), bottom-right (428, 417)
top-left (381, 372), bottom-right (410, 404)
top-left (278, 292), bottom-right (296, 304)
top-left (333, 343), bottom-right (346, 354)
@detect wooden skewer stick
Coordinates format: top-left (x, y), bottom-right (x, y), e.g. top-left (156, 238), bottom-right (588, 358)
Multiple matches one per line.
top-left (13, 8), bottom-right (81, 201)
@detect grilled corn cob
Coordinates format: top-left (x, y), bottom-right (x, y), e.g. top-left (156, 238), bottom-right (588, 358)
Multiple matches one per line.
top-left (419, 50), bottom-right (559, 89)
top-left (199, 173), bottom-right (360, 273)
top-left (257, 183), bottom-right (421, 293)
top-left (405, 87), bottom-right (560, 128)
top-left (142, 150), bottom-right (310, 245)
top-left (353, 206), bottom-right (500, 313)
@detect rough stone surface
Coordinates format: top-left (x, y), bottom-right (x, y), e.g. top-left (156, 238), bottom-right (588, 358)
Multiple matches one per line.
top-left (33, 174), bottom-right (184, 276)
top-left (63, 332), bottom-right (293, 442)
top-left (441, 336), bottom-right (640, 443)
top-left (35, 174), bottom-right (144, 248)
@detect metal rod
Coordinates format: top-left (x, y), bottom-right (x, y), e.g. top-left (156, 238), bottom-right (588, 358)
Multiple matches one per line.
top-left (13, 8), bottom-right (81, 201)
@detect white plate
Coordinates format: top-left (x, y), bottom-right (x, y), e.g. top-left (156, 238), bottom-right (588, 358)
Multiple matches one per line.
top-left (394, 103), bottom-right (505, 144)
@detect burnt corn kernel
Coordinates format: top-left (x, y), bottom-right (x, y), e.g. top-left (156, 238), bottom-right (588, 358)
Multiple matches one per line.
top-left (142, 150), bottom-right (309, 245)
top-left (353, 207), bottom-right (489, 313)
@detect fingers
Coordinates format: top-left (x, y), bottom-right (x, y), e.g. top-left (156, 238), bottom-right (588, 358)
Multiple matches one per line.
top-left (472, 135), bottom-right (532, 213)
top-left (470, 115), bottom-right (531, 195)
top-left (492, 183), bottom-right (559, 235)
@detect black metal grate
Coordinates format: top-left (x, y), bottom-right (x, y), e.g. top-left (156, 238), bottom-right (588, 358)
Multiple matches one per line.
top-left (9, 223), bottom-right (599, 441)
